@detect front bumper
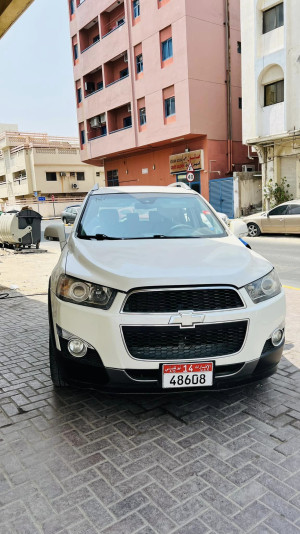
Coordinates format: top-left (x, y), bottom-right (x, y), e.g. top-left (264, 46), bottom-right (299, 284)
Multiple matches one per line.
top-left (50, 284), bottom-right (285, 392)
top-left (55, 335), bottom-right (284, 392)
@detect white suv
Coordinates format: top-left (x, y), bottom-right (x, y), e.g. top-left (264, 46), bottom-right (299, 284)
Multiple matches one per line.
top-left (45, 185), bottom-right (285, 391)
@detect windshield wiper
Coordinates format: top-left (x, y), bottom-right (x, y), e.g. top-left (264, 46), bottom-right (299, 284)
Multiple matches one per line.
top-left (78, 234), bottom-right (121, 240)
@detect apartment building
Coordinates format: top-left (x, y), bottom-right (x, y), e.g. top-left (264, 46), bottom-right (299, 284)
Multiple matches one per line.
top-left (69, 0), bottom-right (252, 199)
top-left (241, 0), bottom-right (300, 201)
top-left (0, 125), bottom-right (104, 204)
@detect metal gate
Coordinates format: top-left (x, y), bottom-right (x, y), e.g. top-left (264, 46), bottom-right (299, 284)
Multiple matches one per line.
top-left (209, 177), bottom-right (234, 219)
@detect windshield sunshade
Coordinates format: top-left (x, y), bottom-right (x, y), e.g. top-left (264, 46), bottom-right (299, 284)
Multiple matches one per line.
top-left (77, 193), bottom-right (227, 240)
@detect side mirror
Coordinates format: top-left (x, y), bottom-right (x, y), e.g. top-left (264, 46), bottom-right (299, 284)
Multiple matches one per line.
top-left (44, 223), bottom-right (66, 250)
top-left (229, 219), bottom-right (248, 239)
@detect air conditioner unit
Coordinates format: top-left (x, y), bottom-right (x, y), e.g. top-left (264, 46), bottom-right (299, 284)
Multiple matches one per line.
top-left (90, 116), bottom-right (101, 128)
top-left (127, 103), bottom-right (131, 113)
top-left (124, 51), bottom-right (128, 63)
top-left (99, 113), bottom-right (106, 124)
top-left (71, 183), bottom-right (78, 189)
top-left (60, 172), bottom-right (66, 177)
top-left (242, 165), bottom-right (255, 172)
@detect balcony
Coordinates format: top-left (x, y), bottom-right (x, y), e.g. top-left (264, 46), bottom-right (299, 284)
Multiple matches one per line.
top-left (104, 51), bottom-right (129, 87)
top-left (108, 103), bottom-right (132, 134)
top-left (87, 114), bottom-right (107, 141)
top-left (79, 17), bottom-right (100, 53)
top-left (83, 67), bottom-right (103, 98)
top-left (100, 1), bottom-right (125, 38)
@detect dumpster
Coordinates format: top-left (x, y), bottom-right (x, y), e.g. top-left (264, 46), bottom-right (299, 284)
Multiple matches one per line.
top-left (0, 209), bottom-right (42, 249)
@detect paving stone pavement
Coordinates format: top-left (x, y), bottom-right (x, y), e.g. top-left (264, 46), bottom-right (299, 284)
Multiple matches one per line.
top-left (0, 292), bottom-right (300, 534)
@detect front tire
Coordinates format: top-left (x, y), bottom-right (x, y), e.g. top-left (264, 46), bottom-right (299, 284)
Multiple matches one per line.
top-left (62, 217), bottom-right (67, 224)
top-left (49, 332), bottom-right (68, 387)
top-left (247, 222), bottom-right (261, 237)
top-left (48, 288), bottom-right (68, 387)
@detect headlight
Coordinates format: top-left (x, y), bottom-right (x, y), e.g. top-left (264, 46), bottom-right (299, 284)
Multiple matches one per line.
top-left (57, 275), bottom-right (116, 309)
top-left (244, 269), bottom-right (281, 304)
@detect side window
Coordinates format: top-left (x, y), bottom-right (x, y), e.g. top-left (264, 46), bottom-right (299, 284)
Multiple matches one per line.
top-left (287, 205), bottom-right (300, 215)
top-left (268, 205), bottom-right (288, 216)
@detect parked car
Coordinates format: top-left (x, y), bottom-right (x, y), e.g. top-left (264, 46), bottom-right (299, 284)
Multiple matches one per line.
top-left (243, 199), bottom-right (300, 236)
top-left (45, 184), bottom-right (285, 391)
top-left (61, 205), bottom-right (81, 225)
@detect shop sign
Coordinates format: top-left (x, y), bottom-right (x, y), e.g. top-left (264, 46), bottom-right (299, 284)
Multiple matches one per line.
top-left (169, 149), bottom-right (204, 174)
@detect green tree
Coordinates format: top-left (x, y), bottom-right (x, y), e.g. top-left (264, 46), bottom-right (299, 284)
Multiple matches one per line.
top-left (264, 177), bottom-right (293, 207)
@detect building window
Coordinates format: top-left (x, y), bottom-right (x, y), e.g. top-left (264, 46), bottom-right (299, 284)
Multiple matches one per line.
top-left (237, 41), bottom-right (241, 53)
top-left (133, 0), bottom-right (140, 18)
top-left (165, 96), bottom-right (175, 117)
top-left (238, 97), bottom-right (242, 109)
top-left (123, 116), bottom-right (132, 128)
top-left (74, 43), bottom-right (78, 61)
top-left (101, 125), bottom-right (107, 136)
top-left (46, 172), bottom-right (57, 181)
top-left (162, 37), bottom-right (173, 61)
top-left (264, 80), bottom-right (284, 106)
top-left (107, 170), bottom-right (119, 187)
top-left (120, 67), bottom-right (129, 78)
top-left (77, 172), bottom-right (85, 181)
top-left (77, 87), bottom-right (82, 103)
top-left (97, 81), bottom-right (103, 90)
top-left (139, 107), bottom-right (146, 126)
top-left (80, 130), bottom-right (86, 145)
top-left (70, 0), bottom-right (75, 15)
top-left (263, 3), bottom-right (283, 34)
top-left (117, 18), bottom-right (125, 26)
top-left (136, 54), bottom-right (143, 74)
top-left (85, 81), bottom-right (95, 93)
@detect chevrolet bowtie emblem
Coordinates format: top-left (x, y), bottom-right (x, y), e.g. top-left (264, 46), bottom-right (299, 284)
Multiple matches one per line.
top-left (169, 311), bottom-right (205, 328)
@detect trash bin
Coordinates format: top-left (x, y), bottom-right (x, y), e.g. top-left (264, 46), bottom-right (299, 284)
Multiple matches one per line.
top-left (0, 209), bottom-right (42, 249)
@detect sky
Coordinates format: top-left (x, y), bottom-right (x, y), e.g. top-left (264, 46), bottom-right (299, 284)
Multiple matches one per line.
top-left (0, 0), bottom-right (78, 137)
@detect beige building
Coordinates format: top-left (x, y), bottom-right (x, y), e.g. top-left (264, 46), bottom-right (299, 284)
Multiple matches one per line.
top-left (0, 125), bottom-right (104, 207)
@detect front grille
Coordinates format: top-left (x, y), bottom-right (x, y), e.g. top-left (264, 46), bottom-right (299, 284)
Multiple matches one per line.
top-left (122, 321), bottom-right (248, 360)
top-left (123, 288), bottom-right (243, 313)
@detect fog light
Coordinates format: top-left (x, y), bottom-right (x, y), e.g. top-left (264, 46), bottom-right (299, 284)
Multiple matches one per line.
top-left (67, 338), bottom-right (87, 357)
top-left (271, 328), bottom-right (284, 347)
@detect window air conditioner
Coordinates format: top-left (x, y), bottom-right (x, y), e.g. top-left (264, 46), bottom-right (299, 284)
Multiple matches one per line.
top-left (242, 165), bottom-right (255, 172)
top-left (90, 116), bottom-right (101, 128)
top-left (60, 172), bottom-right (66, 177)
top-left (71, 183), bottom-right (79, 189)
top-left (127, 103), bottom-right (131, 113)
top-left (124, 51), bottom-right (128, 62)
top-left (99, 113), bottom-right (106, 124)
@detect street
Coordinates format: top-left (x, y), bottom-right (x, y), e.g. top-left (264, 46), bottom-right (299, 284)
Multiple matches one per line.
top-left (247, 235), bottom-right (300, 288)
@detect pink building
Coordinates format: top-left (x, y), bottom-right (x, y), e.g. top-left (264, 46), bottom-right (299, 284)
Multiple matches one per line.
top-left (69, 0), bottom-right (251, 199)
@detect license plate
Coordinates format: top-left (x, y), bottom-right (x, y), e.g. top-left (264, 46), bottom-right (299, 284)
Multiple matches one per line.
top-left (162, 362), bottom-right (213, 389)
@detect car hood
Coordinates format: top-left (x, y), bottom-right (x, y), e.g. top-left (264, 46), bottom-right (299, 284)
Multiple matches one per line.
top-left (64, 234), bottom-right (273, 292)
top-left (243, 211), bottom-right (266, 220)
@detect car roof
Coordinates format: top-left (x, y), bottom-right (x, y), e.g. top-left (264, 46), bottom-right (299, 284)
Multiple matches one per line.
top-left (279, 199), bottom-right (300, 206)
top-left (91, 185), bottom-right (197, 195)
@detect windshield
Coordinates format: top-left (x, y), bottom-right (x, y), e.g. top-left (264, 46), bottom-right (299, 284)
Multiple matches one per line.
top-left (77, 193), bottom-right (227, 239)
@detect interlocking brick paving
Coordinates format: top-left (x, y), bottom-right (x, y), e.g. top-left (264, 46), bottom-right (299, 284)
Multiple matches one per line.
top-left (0, 293), bottom-right (300, 533)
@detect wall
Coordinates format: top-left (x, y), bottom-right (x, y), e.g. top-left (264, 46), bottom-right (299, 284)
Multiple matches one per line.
top-left (234, 172), bottom-right (263, 216)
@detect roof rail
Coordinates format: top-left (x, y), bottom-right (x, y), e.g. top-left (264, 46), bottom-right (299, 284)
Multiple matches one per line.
top-left (168, 182), bottom-right (191, 190)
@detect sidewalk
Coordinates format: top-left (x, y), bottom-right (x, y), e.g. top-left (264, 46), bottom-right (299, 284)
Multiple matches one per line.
top-left (0, 250), bottom-right (300, 534)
